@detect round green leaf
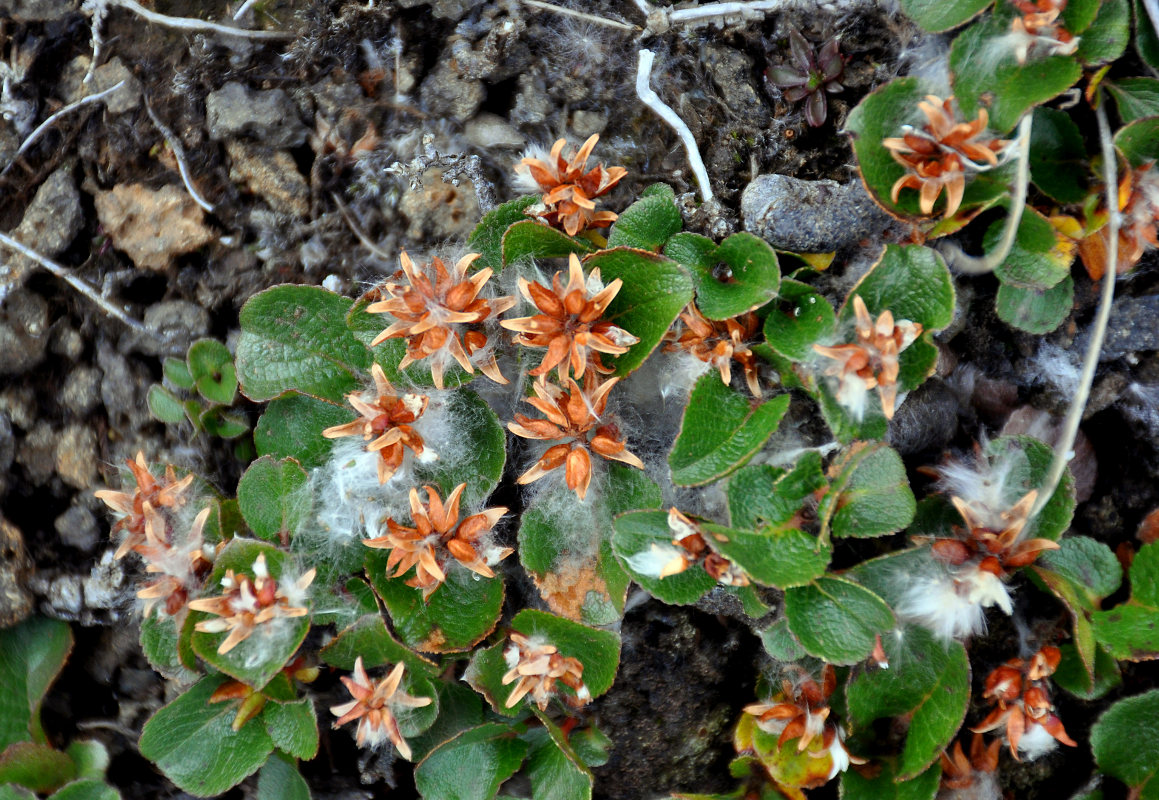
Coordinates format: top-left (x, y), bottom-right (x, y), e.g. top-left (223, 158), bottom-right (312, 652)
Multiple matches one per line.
top-left (0, 743), bottom-right (75, 794)
top-left (612, 510), bottom-right (716, 605)
top-left (989, 206), bottom-right (1076, 290)
top-left (1053, 642), bottom-right (1121, 700)
top-left (1038, 535), bottom-right (1123, 606)
top-left (236, 285), bottom-right (371, 403)
top-left (762, 279), bottom-right (836, 361)
top-left (463, 641), bottom-right (524, 718)
top-left (607, 184), bottom-right (682, 252)
top-left (190, 539), bottom-right (312, 689)
top-left (950, 15), bottom-right (1083, 134)
top-left (367, 555), bottom-right (504, 653)
top-left (727, 456), bottom-right (826, 530)
top-left (840, 758), bottom-right (942, 800)
top-left (253, 393), bottom-right (350, 470)
top-left (1028, 107), bottom-right (1090, 204)
top-left (846, 625), bottom-right (970, 779)
top-left (139, 614), bottom-right (198, 684)
top-left (236, 457), bottom-right (310, 545)
top-left (188, 339), bottom-right (238, 405)
top-left (664, 232), bottom-right (781, 320)
top-left (1060, 0), bottom-right (1103, 33)
top-left (524, 723), bottom-right (593, 800)
top-left (759, 619), bottom-right (807, 662)
top-left (407, 680), bottom-right (487, 764)
top-left (138, 675), bottom-right (275, 797)
top-left (319, 614), bottom-right (438, 678)
top-left (502, 220), bottom-right (597, 267)
top-left (510, 609), bottom-right (621, 700)
top-left (1136, 0), bottom-right (1159, 70)
top-left (47, 779), bottom-right (121, 800)
top-left (819, 442), bottom-right (916, 541)
top-left (1075, 0), bottom-right (1130, 64)
top-left (843, 245), bottom-right (955, 333)
top-left (163, 357), bottom-right (195, 390)
top-left (983, 435), bottom-right (1075, 542)
top-left (147, 385), bottom-right (187, 425)
top-left (414, 724), bottom-right (528, 800)
top-left (1115, 116), bottom-right (1159, 167)
top-left (1093, 542), bottom-right (1159, 660)
top-left (1107, 78), bottom-right (1159, 123)
top-left (995, 275), bottom-right (1075, 334)
top-left (1092, 690), bottom-right (1159, 798)
top-left (898, 0), bottom-right (992, 31)
top-left (0, 616), bottom-right (73, 749)
top-left (846, 78), bottom-right (929, 219)
top-left (256, 753), bottom-right (309, 800)
top-left (707, 522), bottom-right (830, 589)
top-left (585, 247), bottom-right (694, 376)
top-left (468, 195), bottom-right (540, 272)
top-left (262, 699), bottom-right (318, 760)
top-left (784, 576), bottom-right (895, 665)
top-left (199, 408), bottom-right (249, 440)
top-left (65, 740), bottom-right (109, 782)
top-left (669, 375), bottom-right (791, 487)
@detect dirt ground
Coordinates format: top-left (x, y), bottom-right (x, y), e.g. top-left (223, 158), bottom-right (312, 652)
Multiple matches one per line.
top-left (1, 0), bottom-right (1158, 797)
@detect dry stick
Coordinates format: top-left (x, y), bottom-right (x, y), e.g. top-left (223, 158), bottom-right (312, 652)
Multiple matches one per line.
top-left (635, 49), bottom-right (713, 203)
top-left (96, 0), bottom-right (296, 39)
top-left (521, 0), bottom-right (638, 30)
top-left (0, 231), bottom-right (156, 338)
top-left (939, 113), bottom-right (1033, 274)
top-left (144, 97), bottom-right (215, 214)
top-left (1031, 99), bottom-right (1119, 518)
top-left (0, 81), bottom-right (125, 177)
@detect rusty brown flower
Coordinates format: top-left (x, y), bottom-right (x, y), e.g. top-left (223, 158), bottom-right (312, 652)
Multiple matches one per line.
top-left (331, 657), bottom-right (432, 758)
top-left (135, 505), bottom-right (214, 622)
top-left (362, 483), bottom-right (510, 601)
top-left (508, 374), bottom-right (643, 500)
top-left (322, 364), bottom-right (430, 484)
top-left (1009, 0), bottom-right (1078, 64)
top-left (367, 251), bottom-right (515, 390)
top-left (95, 452), bottom-right (195, 559)
top-left (502, 631), bottom-right (590, 710)
top-left (500, 253), bottom-right (638, 383)
top-left (940, 733), bottom-right (1001, 791)
top-left (516, 134), bottom-right (627, 236)
top-left (627, 508), bottom-right (749, 586)
top-left (972, 646), bottom-right (1076, 759)
top-left (1079, 162), bottom-right (1159, 279)
top-left (665, 304), bottom-right (762, 396)
top-left (187, 553), bottom-right (315, 655)
top-left (883, 96), bottom-right (1008, 219)
top-left (812, 295), bottom-right (921, 420)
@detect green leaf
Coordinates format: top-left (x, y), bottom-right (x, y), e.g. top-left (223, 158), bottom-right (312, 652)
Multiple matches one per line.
top-left (995, 275), bottom-right (1074, 334)
top-left (236, 285), bottom-right (371, 403)
top-left (139, 675), bottom-right (275, 797)
top-left (612, 510), bottom-right (716, 605)
top-left (164, 357), bottom-right (195, 390)
top-left (1136, 0), bottom-right (1159, 70)
top-left (262, 699), bottom-right (318, 761)
top-left (585, 248), bottom-right (694, 376)
top-left (1061, 0), bottom-right (1103, 33)
top-left (463, 642), bottom-right (524, 718)
top-left (256, 752), bottom-right (310, 800)
top-left (319, 614), bottom-right (438, 678)
top-left (190, 540), bottom-right (312, 689)
top-left (762, 279), bottom-right (836, 361)
top-left (509, 610), bottom-right (621, 701)
top-left (187, 339), bottom-right (237, 405)
top-left (147, 385), bottom-right (187, 424)
top-left (139, 614), bottom-right (198, 684)
top-left (524, 723), bottom-right (592, 800)
top-left (607, 185), bottom-right (683, 251)
top-left (840, 758), bottom-right (941, 800)
top-left (846, 78), bottom-right (930, 219)
top-left (669, 376), bottom-right (791, 486)
top-left (0, 616), bottom-right (73, 748)
top-left (710, 522), bottom-right (830, 590)
top-left (989, 206), bottom-right (1076, 290)
top-left (1053, 643), bottom-right (1121, 700)
top-left (784, 576), bottom-right (895, 665)
top-left (200, 408), bottom-right (249, 440)
top-left (727, 456), bottom-right (825, 529)
top-left (0, 785), bottom-right (36, 799)
top-left (468, 195), bottom-right (540, 272)
top-left (819, 442), bottom-right (915, 541)
top-left (897, 0), bottom-right (992, 31)
top-left (1107, 78), bottom-right (1159, 122)
top-left (1091, 689), bottom-right (1159, 798)
top-left (502, 220), bottom-right (596, 267)
top-left (520, 465), bottom-right (659, 624)
top-left (843, 245), bottom-right (955, 334)
top-left (949, 16), bottom-right (1084, 133)
top-left (570, 726), bottom-right (612, 769)
top-left (408, 680), bottom-right (487, 763)
top-left (1028, 107), bottom-right (1090, 204)
top-left (664, 233), bottom-right (780, 320)
top-left (236, 457), bottom-right (310, 544)
top-left (846, 625), bottom-right (970, 779)
top-left (759, 619), bottom-right (807, 661)
top-left (734, 713), bottom-right (838, 790)
top-left (47, 780), bottom-right (121, 800)
top-left (254, 393), bottom-right (350, 470)
top-left (367, 557), bottom-right (504, 653)
top-left (1093, 542), bottom-right (1159, 660)
top-left (984, 435), bottom-right (1075, 542)
top-left (415, 724), bottom-right (528, 800)
top-left (1075, 0), bottom-right (1130, 64)
top-left (65, 741), bottom-right (109, 781)
top-left (0, 743), bottom-right (75, 794)
top-left (1114, 116), bottom-right (1159, 167)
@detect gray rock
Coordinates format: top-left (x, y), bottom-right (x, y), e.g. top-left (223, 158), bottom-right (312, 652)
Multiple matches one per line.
top-left (420, 60), bottom-right (485, 123)
top-left (1076, 294), bottom-right (1159, 361)
top-left (571, 110), bottom-right (608, 138)
top-left (98, 341), bottom-right (146, 428)
top-left (61, 365), bottom-right (102, 415)
top-left (83, 551), bottom-right (126, 611)
top-left (702, 44), bottom-right (770, 127)
top-left (15, 421), bottom-right (55, 485)
top-left (395, 0), bottom-right (484, 20)
top-left (6, 0), bottom-right (75, 20)
top-left (0, 386), bottom-right (36, 429)
top-left (49, 323), bottom-right (85, 360)
top-left (0, 412), bottom-right (12, 476)
top-left (0, 517), bottom-right (33, 628)
top-left (464, 112), bottom-right (524, 150)
top-left (741, 174), bottom-right (894, 253)
top-left (127, 301), bottom-right (210, 356)
top-left (61, 57), bottom-right (141, 114)
top-left (225, 140), bottom-right (309, 217)
top-left (46, 574), bottom-right (83, 617)
top-left (205, 82), bottom-right (308, 148)
top-left (0, 288), bottom-right (49, 375)
top-left (55, 424), bottom-right (98, 489)
top-left (55, 503), bottom-right (100, 553)
top-left (2, 167), bottom-right (83, 289)
top-left (511, 72), bottom-right (550, 127)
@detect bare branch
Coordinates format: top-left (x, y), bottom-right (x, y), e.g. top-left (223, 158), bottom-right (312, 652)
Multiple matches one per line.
top-left (635, 49), bottom-right (713, 202)
top-left (1, 81), bottom-right (125, 176)
top-left (144, 97), bottom-right (215, 214)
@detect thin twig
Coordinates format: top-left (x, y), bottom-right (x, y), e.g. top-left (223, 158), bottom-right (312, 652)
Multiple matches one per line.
top-left (143, 97), bottom-right (215, 213)
top-left (93, 0), bottom-right (296, 39)
top-left (669, 0), bottom-right (786, 23)
top-left (521, 0), bottom-right (637, 31)
top-left (635, 48), bottom-right (713, 202)
top-left (232, 0), bottom-right (260, 20)
top-left (331, 192), bottom-right (395, 262)
top-left (939, 113), bottom-right (1034, 274)
top-left (0, 81), bottom-right (125, 176)
top-left (1031, 99), bottom-right (1118, 518)
top-left (0, 231), bottom-right (156, 338)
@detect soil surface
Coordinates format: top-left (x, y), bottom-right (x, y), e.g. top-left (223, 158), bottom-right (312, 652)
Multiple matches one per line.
top-left (1, 1), bottom-right (1158, 798)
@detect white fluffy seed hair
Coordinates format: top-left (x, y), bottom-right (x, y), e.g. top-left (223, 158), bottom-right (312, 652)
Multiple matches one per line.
top-left (513, 142), bottom-right (554, 194)
top-left (895, 561), bottom-right (1013, 641)
top-left (939, 771), bottom-right (1002, 800)
top-left (935, 440), bottom-right (1032, 532)
top-left (1026, 341), bottom-right (1083, 397)
top-left (1015, 722), bottom-right (1060, 761)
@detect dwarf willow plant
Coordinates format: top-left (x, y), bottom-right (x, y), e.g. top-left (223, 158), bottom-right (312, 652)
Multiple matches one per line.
top-left (84, 4), bottom-right (1159, 792)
